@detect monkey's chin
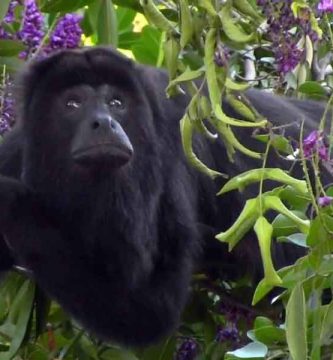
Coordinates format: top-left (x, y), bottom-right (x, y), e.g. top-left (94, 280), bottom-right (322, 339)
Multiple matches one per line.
top-left (71, 144), bottom-right (133, 169)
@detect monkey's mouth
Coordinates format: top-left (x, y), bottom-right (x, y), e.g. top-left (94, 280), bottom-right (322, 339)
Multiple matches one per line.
top-left (72, 143), bottom-right (133, 168)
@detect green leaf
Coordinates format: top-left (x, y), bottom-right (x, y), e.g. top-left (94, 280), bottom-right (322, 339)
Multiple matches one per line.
top-left (286, 283), bottom-right (308, 360)
top-left (167, 67), bottom-right (204, 90)
top-left (278, 233), bottom-right (308, 248)
top-left (0, 56), bottom-right (24, 73)
top-left (117, 6), bottom-right (136, 33)
top-left (0, 0), bottom-right (11, 23)
top-left (226, 342), bottom-right (268, 358)
top-left (132, 25), bottom-right (162, 66)
top-left (298, 81), bottom-right (326, 97)
top-left (272, 212), bottom-right (308, 237)
top-left (40, 0), bottom-right (94, 13)
top-left (1, 280), bottom-right (35, 360)
top-left (97, 0), bottom-right (118, 46)
top-left (320, 301), bottom-right (333, 344)
top-left (0, 39), bottom-right (25, 56)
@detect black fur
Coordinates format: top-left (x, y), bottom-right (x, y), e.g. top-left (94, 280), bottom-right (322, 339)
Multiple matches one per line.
top-left (0, 47), bottom-right (328, 345)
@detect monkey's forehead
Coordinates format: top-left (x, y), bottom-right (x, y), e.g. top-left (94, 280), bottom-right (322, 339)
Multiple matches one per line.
top-left (21, 47), bottom-right (138, 95)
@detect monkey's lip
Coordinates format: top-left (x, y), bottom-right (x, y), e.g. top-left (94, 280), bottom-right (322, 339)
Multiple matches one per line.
top-left (72, 143), bottom-right (133, 167)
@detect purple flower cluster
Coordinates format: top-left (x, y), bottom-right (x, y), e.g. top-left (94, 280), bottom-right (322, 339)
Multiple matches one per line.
top-left (318, 0), bottom-right (333, 12)
top-left (17, 0), bottom-right (45, 59)
top-left (0, 0), bottom-right (19, 39)
top-left (44, 14), bottom-right (83, 54)
top-left (318, 196), bottom-right (333, 207)
top-left (0, 1), bottom-right (83, 134)
top-left (257, 0), bottom-right (318, 75)
top-left (0, 1), bottom-right (83, 58)
top-left (303, 130), bottom-right (329, 161)
top-left (215, 325), bottom-right (239, 343)
top-left (175, 338), bottom-right (199, 360)
top-left (0, 80), bottom-right (15, 135)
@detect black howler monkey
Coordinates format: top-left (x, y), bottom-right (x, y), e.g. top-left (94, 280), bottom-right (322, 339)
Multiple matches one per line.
top-left (0, 47), bottom-right (328, 346)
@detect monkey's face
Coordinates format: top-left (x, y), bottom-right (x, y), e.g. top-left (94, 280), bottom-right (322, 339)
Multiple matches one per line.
top-left (58, 84), bottom-right (133, 169)
top-left (20, 48), bottom-right (159, 181)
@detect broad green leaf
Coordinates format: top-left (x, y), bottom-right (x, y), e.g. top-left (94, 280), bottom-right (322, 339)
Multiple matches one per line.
top-left (320, 301), bottom-right (333, 344)
top-left (97, 0), bottom-right (118, 46)
top-left (2, 280), bottom-right (35, 360)
top-left (272, 212), bottom-right (308, 237)
top-left (132, 25), bottom-right (162, 65)
top-left (278, 233), bottom-right (308, 248)
top-left (286, 283), bottom-right (308, 360)
top-left (167, 68), bottom-right (204, 89)
top-left (0, 0), bottom-right (11, 23)
top-left (226, 342), bottom-right (268, 358)
top-left (0, 56), bottom-right (24, 73)
top-left (298, 81), bottom-right (326, 97)
top-left (0, 39), bottom-right (25, 56)
top-left (41, 0), bottom-right (94, 13)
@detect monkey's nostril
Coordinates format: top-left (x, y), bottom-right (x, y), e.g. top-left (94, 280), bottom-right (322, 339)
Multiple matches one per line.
top-left (92, 121), bottom-right (100, 130)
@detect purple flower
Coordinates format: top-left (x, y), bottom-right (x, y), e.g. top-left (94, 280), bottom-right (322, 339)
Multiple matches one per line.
top-left (215, 325), bottom-right (239, 343)
top-left (0, 80), bottom-right (15, 135)
top-left (318, 0), bottom-right (333, 12)
top-left (257, 0), bottom-right (319, 75)
top-left (175, 338), bottom-right (199, 360)
top-left (44, 14), bottom-right (82, 53)
top-left (0, 0), bottom-right (19, 39)
top-left (18, 0), bottom-right (45, 59)
top-left (303, 130), bottom-right (329, 161)
top-left (214, 43), bottom-right (230, 67)
top-left (318, 196), bottom-right (333, 207)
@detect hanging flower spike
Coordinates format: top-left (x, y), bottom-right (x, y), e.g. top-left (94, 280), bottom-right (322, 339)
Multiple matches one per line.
top-left (303, 130), bottom-right (329, 161)
top-left (44, 14), bottom-right (83, 54)
top-left (318, 196), bottom-right (333, 207)
top-left (318, 0), bottom-right (333, 12)
top-left (18, 0), bottom-right (45, 59)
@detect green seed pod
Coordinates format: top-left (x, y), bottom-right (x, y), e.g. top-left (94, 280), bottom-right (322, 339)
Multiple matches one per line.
top-left (180, 113), bottom-right (225, 179)
top-left (219, 2), bottom-right (254, 43)
top-left (218, 168), bottom-right (308, 195)
top-left (140, 0), bottom-right (174, 32)
top-left (216, 198), bottom-right (259, 250)
top-left (179, 0), bottom-right (194, 48)
top-left (164, 33), bottom-right (180, 80)
top-left (254, 216), bottom-right (282, 286)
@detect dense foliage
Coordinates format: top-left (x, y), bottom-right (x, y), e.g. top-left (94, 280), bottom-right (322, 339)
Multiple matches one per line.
top-left (1, 0), bottom-right (333, 359)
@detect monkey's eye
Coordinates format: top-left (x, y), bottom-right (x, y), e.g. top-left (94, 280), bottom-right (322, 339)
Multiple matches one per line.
top-left (66, 99), bottom-right (81, 109)
top-left (108, 98), bottom-right (123, 109)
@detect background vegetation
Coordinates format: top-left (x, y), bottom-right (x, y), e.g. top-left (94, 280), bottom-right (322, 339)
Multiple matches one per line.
top-left (1, 0), bottom-right (333, 359)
